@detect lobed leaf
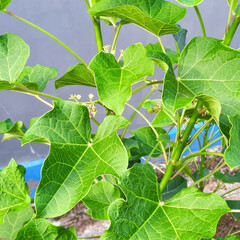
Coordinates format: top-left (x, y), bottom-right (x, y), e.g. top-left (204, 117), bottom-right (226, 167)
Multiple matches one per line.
top-left (55, 63), bottom-right (95, 89)
top-left (0, 206), bottom-right (34, 239)
top-left (83, 180), bottom-right (121, 220)
top-left (89, 0), bottom-right (186, 36)
top-left (0, 159), bottom-right (31, 224)
top-left (102, 164), bottom-right (229, 239)
top-left (22, 101), bottom-right (129, 218)
top-left (16, 218), bottom-right (77, 240)
top-left (90, 43), bottom-right (154, 115)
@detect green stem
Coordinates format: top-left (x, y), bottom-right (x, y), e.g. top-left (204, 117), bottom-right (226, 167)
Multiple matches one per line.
top-left (226, 0), bottom-right (234, 32)
top-left (194, 6), bottom-right (207, 37)
top-left (199, 125), bottom-right (210, 190)
top-left (145, 142), bottom-right (160, 164)
top-left (90, 117), bottom-right (100, 126)
top-left (120, 89), bottom-right (155, 140)
top-left (88, 0), bottom-right (103, 52)
top-left (111, 22), bottom-right (122, 53)
top-left (176, 110), bottom-right (180, 141)
top-left (132, 81), bottom-right (163, 95)
top-left (77, 236), bottom-right (100, 239)
top-left (179, 152), bottom-right (224, 165)
top-left (223, 7), bottom-right (240, 46)
top-left (159, 102), bottom-right (203, 193)
top-left (3, 10), bottom-right (88, 68)
top-left (13, 86), bottom-right (62, 101)
top-left (158, 36), bottom-right (166, 54)
top-left (125, 102), bottom-right (159, 138)
top-left (222, 186), bottom-right (240, 197)
top-left (190, 162), bottom-right (226, 187)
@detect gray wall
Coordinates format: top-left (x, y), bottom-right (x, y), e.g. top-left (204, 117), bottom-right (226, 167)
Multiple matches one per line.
top-left (0, 0), bottom-right (237, 166)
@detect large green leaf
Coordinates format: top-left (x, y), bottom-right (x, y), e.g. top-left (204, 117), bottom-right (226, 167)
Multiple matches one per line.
top-left (21, 65), bottom-right (58, 92)
top-left (22, 101), bottom-right (129, 218)
top-left (0, 33), bottom-right (30, 83)
top-left (90, 43), bottom-right (154, 115)
top-left (225, 115), bottom-right (240, 168)
top-left (89, 0), bottom-right (186, 36)
top-left (175, 0), bottom-right (204, 7)
top-left (82, 180), bottom-right (121, 220)
top-left (102, 164), bottom-right (229, 239)
top-left (0, 0), bottom-right (11, 10)
top-left (16, 219), bottom-right (77, 240)
top-left (0, 159), bottom-right (31, 224)
top-left (55, 63), bottom-right (95, 89)
top-left (0, 118), bottom-right (27, 141)
top-left (0, 206), bottom-right (34, 239)
top-left (175, 37), bottom-right (240, 136)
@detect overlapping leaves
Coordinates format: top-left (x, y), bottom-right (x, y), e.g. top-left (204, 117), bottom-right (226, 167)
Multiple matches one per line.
top-left (90, 43), bottom-right (154, 115)
top-left (102, 164), bottom-right (229, 239)
top-left (22, 101), bottom-right (129, 218)
top-left (89, 0), bottom-right (186, 36)
top-left (0, 33), bottom-right (57, 92)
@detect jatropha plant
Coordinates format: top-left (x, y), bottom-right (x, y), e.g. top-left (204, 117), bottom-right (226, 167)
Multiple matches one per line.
top-left (0, 0), bottom-right (240, 239)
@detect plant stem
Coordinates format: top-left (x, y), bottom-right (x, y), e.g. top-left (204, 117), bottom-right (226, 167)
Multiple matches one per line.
top-left (145, 142), bottom-right (160, 164)
top-left (111, 22), bottom-right (122, 53)
top-left (189, 162), bottom-right (226, 187)
top-left (3, 10), bottom-right (88, 68)
top-left (35, 96), bottom-right (54, 108)
top-left (194, 6), bottom-right (207, 37)
top-left (13, 86), bottom-right (62, 101)
top-left (86, 0), bottom-right (103, 52)
top-left (230, 209), bottom-right (240, 213)
top-left (222, 186), bottom-right (240, 197)
top-left (178, 152), bottom-right (224, 165)
top-left (77, 236), bottom-right (100, 239)
top-left (199, 124), bottom-right (210, 190)
top-left (158, 36), bottom-right (166, 54)
top-left (90, 117), bottom-right (100, 126)
top-left (120, 89), bottom-right (155, 139)
top-left (176, 110), bottom-right (180, 141)
top-left (223, 7), bottom-right (240, 46)
top-left (125, 102), bottom-right (159, 138)
top-left (159, 101), bottom-right (203, 193)
top-left (226, 0), bottom-right (234, 32)
top-left (132, 81), bottom-right (163, 95)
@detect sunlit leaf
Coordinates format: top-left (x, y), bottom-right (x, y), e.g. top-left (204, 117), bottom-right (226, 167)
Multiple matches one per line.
top-left (22, 101), bottom-right (129, 218)
top-left (102, 164), bottom-right (229, 239)
top-left (89, 0), bottom-right (186, 36)
top-left (175, 0), bottom-right (204, 7)
top-left (0, 0), bottom-right (12, 10)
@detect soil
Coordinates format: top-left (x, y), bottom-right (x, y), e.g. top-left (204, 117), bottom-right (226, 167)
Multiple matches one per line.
top-left (46, 146), bottom-right (240, 239)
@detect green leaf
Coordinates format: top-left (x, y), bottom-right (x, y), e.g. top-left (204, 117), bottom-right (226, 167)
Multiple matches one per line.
top-left (161, 175), bottom-right (187, 201)
top-left (20, 65), bottom-right (58, 92)
top-left (0, 0), bottom-right (12, 10)
top-left (216, 236), bottom-right (240, 240)
top-left (225, 115), bottom-right (240, 168)
top-left (22, 101), bottom-right (129, 218)
top-left (146, 45), bottom-right (194, 112)
top-left (55, 63), bottom-right (95, 89)
top-left (0, 118), bottom-right (27, 141)
top-left (175, 0), bottom-right (204, 7)
top-left (145, 43), bottom-right (179, 65)
top-left (152, 108), bottom-right (177, 127)
top-left (0, 33), bottom-right (30, 83)
top-left (173, 24), bottom-right (188, 52)
top-left (16, 218), bottom-right (77, 240)
top-left (82, 180), bottom-right (121, 220)
top-left (214, 171), bottom-right (240, 183)
top-left (131, 127), bottom-right (168, 157)
top-left (102, 163), bottom-right (230, 239)
top-left (89, 0), bottom-right (186, 36)
top-left (89, 43), bottom-right (154, 114)
top-left (227, 0), bottom-right (238, 13)
top-left (0, 159), bottom-right (31, 224)
top-left (0, 206), bottom-right (34, 239)
top-left (227, 200), bottom-right (240, 220)
top-left (176, 37), bottom-right (240, 136)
